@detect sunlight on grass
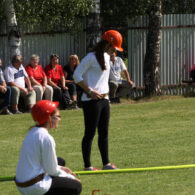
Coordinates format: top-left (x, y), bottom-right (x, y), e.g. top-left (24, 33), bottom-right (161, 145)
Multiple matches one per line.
top-left (1, 96), bottom-right (195, 194)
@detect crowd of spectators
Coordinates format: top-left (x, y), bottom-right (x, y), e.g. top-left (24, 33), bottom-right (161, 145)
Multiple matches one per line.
top-left (0, 51), bottom-right (134, 115)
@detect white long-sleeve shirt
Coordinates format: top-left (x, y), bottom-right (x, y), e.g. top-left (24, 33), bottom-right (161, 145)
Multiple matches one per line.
top-left (15, 127), bottom-right (75, 195)
top-left (73, 52), bottom-right (110, 101)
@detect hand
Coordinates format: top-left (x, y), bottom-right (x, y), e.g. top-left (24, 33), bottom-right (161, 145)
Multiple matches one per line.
top-left (63, 86), bottom-right (68, 90)
top-left (28, 86), bottom-right (34, 92)
top-left (21, 88), bottom-right (28, 95)
top-left (128, 80), bottom-right (134, 87)
top-left (60, 166), bottom-right (75, 176)
top-left (90, 89), bottom-right (102, 100)
top-left (42, 86), bottom-right (46, 92)
top-left (0, 86), bottom-right (7, 93)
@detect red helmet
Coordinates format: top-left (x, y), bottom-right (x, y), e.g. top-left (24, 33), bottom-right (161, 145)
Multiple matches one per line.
top-left (31, 100), bottom-right (59, 125)
top-left (102, 30), bottom-right (123, 52)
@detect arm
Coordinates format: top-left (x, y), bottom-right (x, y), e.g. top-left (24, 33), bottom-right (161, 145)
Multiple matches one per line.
top-left (123, 70), bottom-right (134, 86)
top-left (41, 136), bottom-right (76, 180)
top-left (47, 78), bottom-right (61, 90)
top-left (30, 77), bottom-right (42, 86)
top-left (25, 77), bottom-right (34, 91)
top-left (64, 71), bottom-right (74, 83)
top-left (61, 76), bottom-right (68, 90)
top-left (8, 81), bottom-right (28, 95)
top-left (77, 80), bottom-right (102, 100)
top-left (0, 81), bottom-right (7, 93)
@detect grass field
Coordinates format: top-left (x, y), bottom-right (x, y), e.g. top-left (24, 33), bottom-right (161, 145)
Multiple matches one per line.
top-left (1, 96), bottom-right (195, 195)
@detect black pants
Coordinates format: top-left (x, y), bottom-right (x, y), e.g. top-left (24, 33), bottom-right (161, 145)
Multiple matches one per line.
top-left (0, 86), bottom-right (11, 108)
top-left (44, 157), bottom-right (82, 195)
top-left (53, 86), bottom-right (71, 109)
top-left (82, 99), bottom-right (110, 168)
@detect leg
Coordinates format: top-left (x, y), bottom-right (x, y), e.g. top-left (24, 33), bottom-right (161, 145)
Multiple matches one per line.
top-left (11, 86), bottom-right (20, 111)
top-left (3, 86), bottom-right (12, 108)
top-left (109, 81), bottom-right (118, 99)
top-left (97, 99), bottom-right (110, 165)
top-left (44, 177), bottom-right (82, 195)
top-left (61, 88), bottom-right (72, 109)
top-left (33, 85), bottom-right (43, 102)
top-left (117, 80), bottom-right (132, 98)
top-left (44, 85), bottom-right (53, 101)
top-left (21, 89), bottom-right (36, 111)
top-left (67, 83), bottom-right (77, 102)
top-left (53, 87), bottom-right (63, 108)
top-left (82, 100), bottom-right (101, 168)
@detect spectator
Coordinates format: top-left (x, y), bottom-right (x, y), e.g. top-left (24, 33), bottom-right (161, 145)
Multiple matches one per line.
top-left (0, 58), bottom-right (12, 115)
top-left (4, 55), bottom-right (36, 114)
top-left (73, 30), bottom-right (123, 170)
top-left (190, 64), bottom-right (195, 81)
top-left (45, 54), bottom-right (71, 109)
top-left (15, 100), bottom-right (82, 195)
top-left (63, 54), bottom-right (80, 108)
top-left (25, 54), bottom-right (53, 102)
top-left (109, 50), bottom-right (134, 103)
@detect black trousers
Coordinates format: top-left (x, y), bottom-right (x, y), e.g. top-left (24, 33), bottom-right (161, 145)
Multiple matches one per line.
top-left (44, 157), bottom-right (82, 195)
top-left (82, 99), bottom-right (110, 168)
top-left (53, 86), bottom-right (71, 109)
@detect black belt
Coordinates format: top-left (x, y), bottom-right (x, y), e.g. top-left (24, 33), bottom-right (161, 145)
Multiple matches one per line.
top-left (14, 173), bottom-right (44, 188)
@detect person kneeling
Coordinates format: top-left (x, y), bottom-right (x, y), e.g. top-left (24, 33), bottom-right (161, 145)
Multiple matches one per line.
top-left (15, 100), bottom-right (82, 195)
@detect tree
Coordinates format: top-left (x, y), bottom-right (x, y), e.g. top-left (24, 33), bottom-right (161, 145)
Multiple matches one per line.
top-left (86, 0), bottom-right (101, 52)
top-left (0, 0), bottom-right (93, 60)
top-left (143, 1), bottom-right (162, 96)
top-left (3, 0), bottom-right (21, 59)
top-left (101, 0), bottom-right (194, 96)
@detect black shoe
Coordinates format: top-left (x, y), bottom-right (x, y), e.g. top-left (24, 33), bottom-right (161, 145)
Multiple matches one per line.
top-left (12, 110), bottom-right (23, 114)
top-left (0, 108), bottom-right (13, 115)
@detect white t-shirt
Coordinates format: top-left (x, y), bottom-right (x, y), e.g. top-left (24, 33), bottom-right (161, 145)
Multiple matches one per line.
top-left (109, 56), bottom-right (127, 84)
top-left (73, 52), bottom-right (110, 101)
top-left (4, 64), bottom-right (28, 88)
top-left (15, 127), bottom-right (75, 195)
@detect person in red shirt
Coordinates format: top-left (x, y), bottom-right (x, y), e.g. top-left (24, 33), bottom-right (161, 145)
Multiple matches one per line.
top-left (45, 54), bottom-right (71, 109)
top-left (25, 55), bottom-right (53, 102)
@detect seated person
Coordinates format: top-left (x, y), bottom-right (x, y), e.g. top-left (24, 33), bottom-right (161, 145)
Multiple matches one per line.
top-left (15, 100), bottom-right (82, 195)
top-left (0, 58), bottom-right (12, 115)
top-left (4, 55), bottom-right (36, 114)
top-left (45, 54), bottom-right (71, 109)
top-left (190, 64), bottom-right (195, 81)
top-left (63, 54), bottom-right (80, 108)
top-left (25, 54), bottom-right (53, 102)
top-left (109, 51), bottom-right (134, 103)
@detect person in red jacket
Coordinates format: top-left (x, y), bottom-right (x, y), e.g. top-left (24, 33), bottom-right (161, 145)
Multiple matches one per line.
top-left (45, 54), bottom-right (71, 109)
top-left (25, 54), bottom-right (53, 102)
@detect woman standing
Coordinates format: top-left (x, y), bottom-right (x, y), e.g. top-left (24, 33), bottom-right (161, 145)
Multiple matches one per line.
top-left (45, 54), bottom-right (71, 109)
top-left (63, 54), bottom-right (80, 108)
top-left (15, 100), bottom-right (82, 195)
top-left (25, 54), bottom-right (53, 102)
top-left (73, 30), bottom-right (123, 170)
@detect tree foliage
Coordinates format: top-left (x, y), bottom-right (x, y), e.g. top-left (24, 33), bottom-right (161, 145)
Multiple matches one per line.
top-left (8, 0), bottom-right (93, 32)
top-left (101, 0), bottom-right (194, 58)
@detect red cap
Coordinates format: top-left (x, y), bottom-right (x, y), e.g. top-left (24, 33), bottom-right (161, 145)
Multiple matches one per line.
top-left (102, 30), bottom-right (123, 52)
top-left (31, 100), bottom-right (59, 125)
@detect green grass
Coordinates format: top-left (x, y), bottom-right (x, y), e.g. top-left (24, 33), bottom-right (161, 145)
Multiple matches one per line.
top-left (1, 96), bottom-right (195, 194)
